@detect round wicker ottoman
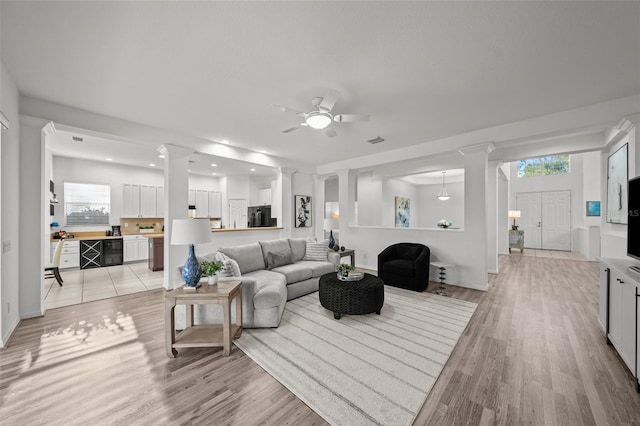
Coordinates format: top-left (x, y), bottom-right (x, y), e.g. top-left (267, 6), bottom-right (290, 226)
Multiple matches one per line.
top-left (319, 272), bottom-right (385, 320)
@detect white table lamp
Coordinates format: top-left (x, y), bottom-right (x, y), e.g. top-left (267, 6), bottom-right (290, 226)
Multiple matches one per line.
top-left (171, 219), bottom-right (212, 288)
top-left (508, 210), bottom-right (521, 230)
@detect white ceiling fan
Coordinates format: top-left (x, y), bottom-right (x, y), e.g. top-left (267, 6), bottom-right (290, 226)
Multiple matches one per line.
top-left (271, 91), bottom-right (370, 138)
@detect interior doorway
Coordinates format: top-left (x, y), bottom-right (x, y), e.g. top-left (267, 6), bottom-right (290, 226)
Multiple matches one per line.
top-left (516, 190), bottom-right (571, 250)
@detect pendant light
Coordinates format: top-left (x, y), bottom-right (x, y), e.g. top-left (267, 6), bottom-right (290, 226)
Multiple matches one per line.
top-left (437, 171), bottom-right (450, 201)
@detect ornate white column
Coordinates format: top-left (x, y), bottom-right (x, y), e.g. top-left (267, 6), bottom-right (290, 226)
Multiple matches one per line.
top-left (158, 144), bottom-right (193, 290)
top-left (277, 167), bottom-right (295, 236)
top-left (459, 142), bottom-right (495, 290)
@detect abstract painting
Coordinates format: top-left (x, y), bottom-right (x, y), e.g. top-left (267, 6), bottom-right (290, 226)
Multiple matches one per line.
top-left (607, 144), bottom-right (628, 224)
top-left (395, 196), bottom-right (410, 227)
top-left (295, 195), bottom-right (312, 228)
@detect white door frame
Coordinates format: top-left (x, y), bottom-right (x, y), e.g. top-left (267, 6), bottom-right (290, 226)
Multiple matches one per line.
top-left (516, 190), bottom-right (572, 251)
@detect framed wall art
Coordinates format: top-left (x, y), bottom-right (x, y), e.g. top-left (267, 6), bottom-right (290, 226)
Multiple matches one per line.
top-left (586, 201), bottom-right (601, 217)
top-left (295, 195), bottom-right (312, 228)
top-left (606, 143), bottom-right (628, 224)
top-left (395, 196), bottom-right (410, 228)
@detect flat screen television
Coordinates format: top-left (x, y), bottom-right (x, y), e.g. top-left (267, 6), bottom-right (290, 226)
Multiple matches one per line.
top-left (627, 176), bottom-right (640, 270)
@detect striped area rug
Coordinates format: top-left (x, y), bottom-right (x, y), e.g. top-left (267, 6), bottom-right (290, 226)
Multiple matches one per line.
top-left (234, 286), bottom-right (477, 426)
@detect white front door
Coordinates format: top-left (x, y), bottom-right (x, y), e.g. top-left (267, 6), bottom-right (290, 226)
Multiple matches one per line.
top-left (542, 191), bottom-right (571, 250)
top-left (516, 190), bottom-right (571, 250)
top-left (516, 192), bottom-right (542, 249)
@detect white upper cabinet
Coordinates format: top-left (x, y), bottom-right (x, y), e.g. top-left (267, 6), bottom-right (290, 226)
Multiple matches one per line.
top-left (259, 188), bottom-right (272, 206)
top-left (188, 189), bottom-right (196, 206)
top-left (140, 185), bottom-right (157, 217)
top-left (195, 189), bottom-right (209, 218)
top-left (122, 184), bottom-right (141, 217)
top-left (208, 191), bottom-right (222, 218)
top-left (156, 186), bottom-right (164, 217)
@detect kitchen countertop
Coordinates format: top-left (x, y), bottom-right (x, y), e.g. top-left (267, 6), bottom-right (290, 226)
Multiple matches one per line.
top-left (51, 235), bottom-right (125, 242)
top-left (211, 227), bottom-right (283, 233)
top-left (139, 233), bottom-right (165, 238)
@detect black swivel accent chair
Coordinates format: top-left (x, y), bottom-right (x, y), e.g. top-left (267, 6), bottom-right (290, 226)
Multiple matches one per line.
top-left (377, 243), bottom-right (430, 292)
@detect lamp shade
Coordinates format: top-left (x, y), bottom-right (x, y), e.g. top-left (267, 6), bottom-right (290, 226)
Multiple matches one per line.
top-left (170, 219), bottom-right (212, 246)
top-left (508, 210), bottom-right (521, 219)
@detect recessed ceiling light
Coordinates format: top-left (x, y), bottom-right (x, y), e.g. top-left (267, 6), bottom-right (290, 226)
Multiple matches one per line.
top-left (250, 168), bottom-right (256, 172)
top-left (211, 172), bottom-right (217, 176)
top-left (211, 163), bottom-right (217, 167)
top-left (188, 169), bottom-right (192, 172)
top-left (259, 149), bottom-right (267, 154)
top-left (220, 140), bottom-right (230, 145)
top-left (158, 154), bottom-right (165, 159)
top-left (149, 163), bottom-right (156, 167)
top-left (105, 158), bottom-right (113, 161)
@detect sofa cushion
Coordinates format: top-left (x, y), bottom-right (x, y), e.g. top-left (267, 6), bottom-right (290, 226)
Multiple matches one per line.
top-left (219, 243), bottom-right (266, 274)
top-left (259, 239), bottom-right (292, 265)
top-left (217, 258), bottom-right (241, 277)
top-left (303, 239), bottom-right (329, 261)
top-left (271, 263), bottom-right (313, 284)
top-left (288, 238), bottom-right (308, 262)
top-left (382, 259), bottom-right (415, 277)
top-left (294, 260), bottom-right (336, 278)
top-left (267, 250), bottom-right (293, 270)
top-left (243, 269), bottom-right (287, 309)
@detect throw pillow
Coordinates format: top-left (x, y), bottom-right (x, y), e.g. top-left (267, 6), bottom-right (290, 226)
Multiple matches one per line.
top-left (303, 239), bottom-right (329, 261)
top-left (267, 250), bottom-right (293, 270)
top-left (217, 258), bottom-right (241, 277)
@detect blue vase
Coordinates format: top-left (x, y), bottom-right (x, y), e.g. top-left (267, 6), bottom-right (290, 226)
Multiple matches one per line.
top-left (182, 244), bottom-right (202, 287)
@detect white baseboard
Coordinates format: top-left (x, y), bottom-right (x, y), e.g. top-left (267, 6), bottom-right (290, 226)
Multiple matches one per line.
top-left (1, 317), bottom-right (21, 348)
top-left (21, 309), bottom-right (44, 319)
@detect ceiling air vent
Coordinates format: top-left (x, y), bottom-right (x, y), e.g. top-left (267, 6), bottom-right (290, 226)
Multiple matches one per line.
top-left (72, 136), bottom-right (84, 142)
top-left (366, 136), bottom-right (385, 144)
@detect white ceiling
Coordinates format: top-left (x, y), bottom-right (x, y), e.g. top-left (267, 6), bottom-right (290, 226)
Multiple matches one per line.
top-left (2, 2), bottom-right (640, 168)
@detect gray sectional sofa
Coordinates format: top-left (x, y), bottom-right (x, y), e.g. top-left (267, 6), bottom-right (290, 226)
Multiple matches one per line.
top-left (177, 238), bottom-right (340, 329)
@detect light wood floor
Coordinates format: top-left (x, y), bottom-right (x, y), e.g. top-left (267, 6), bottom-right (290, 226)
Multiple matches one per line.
top-left (2, 255), bottom-right (639, 425)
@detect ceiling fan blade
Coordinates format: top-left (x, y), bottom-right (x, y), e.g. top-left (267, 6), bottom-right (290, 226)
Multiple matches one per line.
top-left (270, 104), bottom-right (303, 115)
top-left (318, 90), bottom-right (340, 112)
top-left (333, 114), bottom-right (371, 123)
top-left (323, 127), bottom-right (337, 138)
top-left (282, 124), bottom-right (303, 133)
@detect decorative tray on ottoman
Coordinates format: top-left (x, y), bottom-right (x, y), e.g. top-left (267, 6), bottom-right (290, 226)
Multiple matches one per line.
top-left (338, 272), bottom-right (364, 282)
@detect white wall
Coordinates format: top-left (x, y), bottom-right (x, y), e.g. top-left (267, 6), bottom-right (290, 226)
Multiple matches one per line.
top-left (415, 182), bottom-right (464, 229)
top-left (1, 61), bottom-right (21, 346)
top-left (381, 178), bottom-right (418, 228)
top-left (509, 153), bottom-right (585, 250)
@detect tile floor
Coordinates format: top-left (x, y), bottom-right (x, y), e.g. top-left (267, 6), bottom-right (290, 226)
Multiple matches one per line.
top-left (44, 262), bottom-right (164, 309)
top-left (509, 248), bottom-right (589, 261)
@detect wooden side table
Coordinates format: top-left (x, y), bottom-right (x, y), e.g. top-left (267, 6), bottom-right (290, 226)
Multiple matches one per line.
top-left (331, 248), bottom-right (355, 267)
top-left (509, 230), bottom-right (525, 253)
top-left (165, 280), bottom-right (242, 358)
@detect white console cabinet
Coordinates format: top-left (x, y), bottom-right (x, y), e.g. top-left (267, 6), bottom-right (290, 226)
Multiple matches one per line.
top-left (599, 258), bottom-right (640, 393)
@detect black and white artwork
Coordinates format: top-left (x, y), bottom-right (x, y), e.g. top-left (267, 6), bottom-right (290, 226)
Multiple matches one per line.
top-left (607, 143), bottom-right (628, 224)
top-left (295, 195), bottom-right (312, 228)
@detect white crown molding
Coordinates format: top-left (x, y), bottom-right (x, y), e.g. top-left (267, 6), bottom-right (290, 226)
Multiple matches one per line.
top-left (19, 114), bottom-right (51, 129)
top-left (158, 144), bottom-right (193, 158)
top-left (458, 142), bottom-right (496, 156)
top-left (605, 112), bottom-right (640, 147)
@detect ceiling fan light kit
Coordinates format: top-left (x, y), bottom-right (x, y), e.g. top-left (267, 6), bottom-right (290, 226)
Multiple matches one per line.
top-left (273, 91), bottom-right (370, 138)
top-left (437, 171), bottom-right (451, 201)
top-left (305, 111), bottom-right (332, 129)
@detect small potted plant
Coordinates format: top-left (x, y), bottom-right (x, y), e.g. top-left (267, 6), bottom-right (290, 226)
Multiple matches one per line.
top-left (201, 260), bottom-right (224, 285)
top-left (437, 219), bottom-right (452, 229)
top-left (337, 263), bottom-right (354, 278)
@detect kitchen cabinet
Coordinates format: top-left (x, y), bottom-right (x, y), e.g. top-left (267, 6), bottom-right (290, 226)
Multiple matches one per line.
top-left (258, 188), bottom-right (272, 206)
top-left (122, 184), bottom-right (141, 217)
top-left (599, 258), bottom-right (640, 392)
top-left (208, 191), bottom-right (221, 218)
top-left (51, 240), bottom-right (80, 269)
top-left (188, 189), bottom-right (196, 206)
top-left (124, 235), bottom-right (149, 262)
top-left (123, 183), bottom-right (163, 218)
top-left (156, 186), bottom-right (164, 217)
top-left (148, 237), bottom-right (164, 271)
top-left (140, 185), bottom-right (157, 217)
top-left (195, 189), bottom-right (209, 218)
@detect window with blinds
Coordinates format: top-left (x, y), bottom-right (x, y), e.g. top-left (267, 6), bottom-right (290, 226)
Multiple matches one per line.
top-left (64, 182), bottom-right (111, 225)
